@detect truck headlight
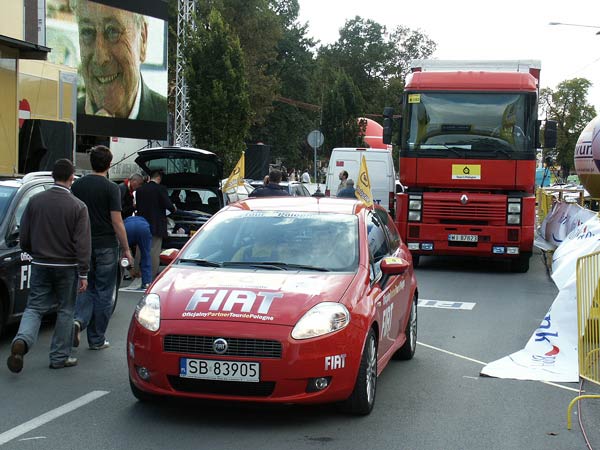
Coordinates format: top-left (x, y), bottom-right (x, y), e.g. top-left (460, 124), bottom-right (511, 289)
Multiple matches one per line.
top-left (408, 211), bottom-right (422, 221)
top-left (507, 214), bottom-right (521, 225)
top-left (135, 293), bottom-right (161, 332)
top-left (408, 200), bottom-right (422, 210)
top-left (507, 202), bottom-right (521, 213)
top-left (291, 302), bottom-right (350, 340)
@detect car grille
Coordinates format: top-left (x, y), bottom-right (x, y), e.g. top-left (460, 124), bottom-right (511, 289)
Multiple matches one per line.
top-left (163, 335), bottom-right (283, 359)
top-left (168, 377), bottom-right (275, 397)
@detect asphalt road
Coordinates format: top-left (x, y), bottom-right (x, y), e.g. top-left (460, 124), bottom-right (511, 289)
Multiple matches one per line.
top-left (0, 250), bottom-right (595, 450)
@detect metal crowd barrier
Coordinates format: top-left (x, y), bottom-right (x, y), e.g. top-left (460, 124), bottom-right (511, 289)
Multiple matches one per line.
top-left (567, 250), bottom-right (600, 430)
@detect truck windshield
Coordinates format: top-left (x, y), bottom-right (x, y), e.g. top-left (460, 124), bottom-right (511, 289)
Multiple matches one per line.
top-left (404, 93), bottom-right (535, 155)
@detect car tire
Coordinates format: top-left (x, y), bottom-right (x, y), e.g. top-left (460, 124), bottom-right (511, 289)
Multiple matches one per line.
top-left (510, 253), bottom-right (530, 273)
top-left (393, 295), bottom-right (418, 360)
top-left (129, 378), bottom-right (156, 402)
top-left (340, 329), bottom-right (377, 415)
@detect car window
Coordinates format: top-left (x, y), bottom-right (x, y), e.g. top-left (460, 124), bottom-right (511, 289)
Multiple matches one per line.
top-left (14, 185), bottom-right (46, 228)
top-left (0, 186), bottom-right (18, 220)
top-left (367, 212), bottom-right (391, 280)
top-left (182, 211), bottom-right (359, 272)
top-left (375, 209), bottom-right (400, 252)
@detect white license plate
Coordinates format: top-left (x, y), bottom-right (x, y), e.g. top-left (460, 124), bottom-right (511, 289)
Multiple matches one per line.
top-left (180, 358), bottom-right (260, 382)
top-left (448, 234), bottom-right (478, 242)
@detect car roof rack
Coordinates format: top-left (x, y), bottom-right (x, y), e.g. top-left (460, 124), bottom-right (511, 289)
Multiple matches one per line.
top-left (21, 171), bottom-right (53, 183)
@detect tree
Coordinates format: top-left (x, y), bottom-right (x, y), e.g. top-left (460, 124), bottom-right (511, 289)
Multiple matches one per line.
top-left (540, 78), bottom-right (597, 177)
top-left (183, 8), bottom-right (250, 171)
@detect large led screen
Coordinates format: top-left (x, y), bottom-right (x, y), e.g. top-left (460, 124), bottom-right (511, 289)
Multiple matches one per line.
top-left (46, 0), bottom-right (168, 139)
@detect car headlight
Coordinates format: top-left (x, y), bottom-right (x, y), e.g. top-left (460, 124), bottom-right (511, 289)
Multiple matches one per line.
top-left (135, 293), bottom-right (161, 332)
top-left (291, 302), bottom-right (350, 340)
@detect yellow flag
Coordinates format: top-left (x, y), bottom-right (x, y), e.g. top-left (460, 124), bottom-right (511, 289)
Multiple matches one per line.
top-left (223, 152), bottom-right (245, 193)
top-left (355, 154), bottom-right (373, 208)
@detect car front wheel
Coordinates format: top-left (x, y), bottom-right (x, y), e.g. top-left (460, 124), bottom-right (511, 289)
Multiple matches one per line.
top-left (340, 328), bottom-right (377, 415)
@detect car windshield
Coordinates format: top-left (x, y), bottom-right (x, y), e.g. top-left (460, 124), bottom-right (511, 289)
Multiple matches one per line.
top-left (179, 211), bottom-right (359, 272)
top-left (404, 92), bottom-right (536, 154)
top-left (0, 186), bottom-right (17, 219)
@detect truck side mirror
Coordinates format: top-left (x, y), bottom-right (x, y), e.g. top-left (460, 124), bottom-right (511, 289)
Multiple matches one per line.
top-left (543, 120), bottom-right (558, 149)
top-left (383, 107), bottom-right (394, 145)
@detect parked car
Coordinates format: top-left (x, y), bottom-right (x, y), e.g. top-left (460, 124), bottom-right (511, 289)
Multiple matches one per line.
top-left (127, 197), bottom-right (418, 414)
top-left (221, 179), bottom-right (254, 205)
top-left (0, 172), bottom-right (121, 336)
top-left (248, 180), bottom-right (311, 197)
top-left (135, 147), bottom-right (224, 249)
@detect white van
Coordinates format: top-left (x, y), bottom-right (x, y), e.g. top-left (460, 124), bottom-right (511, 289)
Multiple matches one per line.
top-left (325, 147), bottom-right (396, 213)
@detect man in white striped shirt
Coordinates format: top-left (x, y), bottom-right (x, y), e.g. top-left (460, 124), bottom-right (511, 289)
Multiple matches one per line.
top-left (7, 159), bottom-right (91, 373)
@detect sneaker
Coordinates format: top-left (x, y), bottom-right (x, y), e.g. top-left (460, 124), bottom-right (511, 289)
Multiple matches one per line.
top-left (141, 283), bottom-right (151, 290)
top-left (72, 321), bottom-right (81, 348)
top-left (89, 340), bottom-right (110, 350)
top-left (49, 357), bottom-right (78, 369)
top-left (7, 339), bottom-right (27, 373)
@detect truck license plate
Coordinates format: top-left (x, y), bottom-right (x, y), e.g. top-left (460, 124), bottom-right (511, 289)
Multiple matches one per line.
top-left (448, 234), bottom-right (478, 242)
top-left (180, 358), bottom-right (260, 382)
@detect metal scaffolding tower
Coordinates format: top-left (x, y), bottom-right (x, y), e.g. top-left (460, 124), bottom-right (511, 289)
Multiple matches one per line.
top-left (174, 0), bottom-right (195, 147)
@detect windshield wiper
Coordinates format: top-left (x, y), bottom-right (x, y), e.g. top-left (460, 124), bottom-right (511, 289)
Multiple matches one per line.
top-left (223, 261), bottom-right (330, 272)
top-left (418, 144), bottom-right (466, 158)
top-left (178, 258), bottom-right (222, 267)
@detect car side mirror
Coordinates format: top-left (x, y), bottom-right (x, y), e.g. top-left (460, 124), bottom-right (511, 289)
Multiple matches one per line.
top-left (380, 256), bottom-right (410, 276)
top-left (159, 248), bottom-right (179, 265)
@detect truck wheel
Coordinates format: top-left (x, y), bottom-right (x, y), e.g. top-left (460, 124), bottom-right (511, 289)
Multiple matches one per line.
top-left (339, 329), bottom-right (377, 415)
top-left (511, 253), bottom-right (530, 273)
top-left (393, 295), bottom-right (418, 360)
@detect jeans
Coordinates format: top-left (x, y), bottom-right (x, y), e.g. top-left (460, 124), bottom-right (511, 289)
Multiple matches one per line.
top-left (13, 264), bottom-right (78, 366)
top-left (125, 216), bottom-right (152, 285)
top-left (74, 246), bottom-right (118, 347)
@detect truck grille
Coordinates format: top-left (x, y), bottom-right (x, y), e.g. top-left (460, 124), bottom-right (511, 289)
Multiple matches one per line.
top-left (423, 197), bottom-right (505, 225)
top-left (164, 335), bottom-right (283, 359)
top-left (168, 376), bottom-right (275, 397)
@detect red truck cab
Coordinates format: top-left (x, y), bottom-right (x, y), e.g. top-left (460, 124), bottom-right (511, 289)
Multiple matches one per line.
top-left (384, 60), bottom-right (557, 272)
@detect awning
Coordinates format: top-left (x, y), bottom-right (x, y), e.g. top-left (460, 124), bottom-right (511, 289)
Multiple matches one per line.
top-left (0, 34), bottom-right (50, 60)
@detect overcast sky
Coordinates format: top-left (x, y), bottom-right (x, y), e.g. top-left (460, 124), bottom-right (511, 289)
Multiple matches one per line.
top-left (297, 0), bottom-right (600, 114)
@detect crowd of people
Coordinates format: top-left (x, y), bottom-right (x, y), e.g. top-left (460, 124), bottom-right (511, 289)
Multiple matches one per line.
top-left (6, 146), bottom-right (172, 373)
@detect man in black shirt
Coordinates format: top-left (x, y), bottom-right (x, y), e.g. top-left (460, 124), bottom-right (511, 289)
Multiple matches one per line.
top-left (118, 173), bottom-right (144, 219)
top-left (249, 169), bottom-right (290, 198)
top-left (71, 146), bottom-right (133, 351)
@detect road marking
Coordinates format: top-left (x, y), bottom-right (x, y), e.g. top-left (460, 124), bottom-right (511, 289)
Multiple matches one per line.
top-left (0, 391), bottom-right (109, 446)
top-left (418, 299), bottom-right (476, 310)
top-left (417, 342), bottom-right (580, 393)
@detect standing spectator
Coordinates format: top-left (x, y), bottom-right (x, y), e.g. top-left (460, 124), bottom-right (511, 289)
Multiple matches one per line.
top-left (135, 169), bottom-right (176, 277)
top-left (124, 215), bottom-right (152, 290)
top-left (249, 169), bottom-right (290, 197)
top-left (337, 179), bottom-right (357, 198)
top-left (301, 169), bottom-right (311, 183)
top-left (119, 173), bottom-right (144, 219)
top-left (7, 159), bottom-right (90, 372)
top-left (338, 170), bottom-right (348, 192)
top-left (71, 145), bottom-right (133, 351)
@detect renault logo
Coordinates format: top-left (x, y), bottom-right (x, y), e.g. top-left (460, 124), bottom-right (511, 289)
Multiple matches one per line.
top-left (213, 338), bottom-right (228, 355)
top-left (460, 194), bottom-right (468, 205)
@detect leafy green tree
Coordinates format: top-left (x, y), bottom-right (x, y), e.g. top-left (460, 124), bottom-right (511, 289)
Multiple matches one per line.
top-left (321, 70), bottom-right (366, 151)
top-left (540, 78), bottom-right (597, 176)
top-left (248, 0), bottom-right (320, 170)
top-left (183, 8), bottom-right (250, 171)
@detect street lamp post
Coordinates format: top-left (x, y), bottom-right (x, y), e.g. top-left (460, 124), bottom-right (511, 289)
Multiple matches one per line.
top-left (548, 22), bottom-right (600, 35)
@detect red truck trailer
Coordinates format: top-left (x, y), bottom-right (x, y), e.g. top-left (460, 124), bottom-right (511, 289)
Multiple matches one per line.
top-left (383, 60), bottom-right (556, 272)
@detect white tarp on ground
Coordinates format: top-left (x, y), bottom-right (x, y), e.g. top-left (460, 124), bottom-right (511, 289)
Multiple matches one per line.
top-left (481, 207), bottom-right (600, 382)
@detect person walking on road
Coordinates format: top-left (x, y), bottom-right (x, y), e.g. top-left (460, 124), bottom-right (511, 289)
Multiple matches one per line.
top-left (71, 145), bottom-right (133, 351)
top-left (7, 159), bottom-right (91, 372)
top-left (124, 215), bottom-right (152, 289)
top-left (135, 169), bottom-right (176, 278)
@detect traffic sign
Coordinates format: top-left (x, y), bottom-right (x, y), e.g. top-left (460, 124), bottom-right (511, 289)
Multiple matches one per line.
top-left (307, 130), bottom-right (324, 149)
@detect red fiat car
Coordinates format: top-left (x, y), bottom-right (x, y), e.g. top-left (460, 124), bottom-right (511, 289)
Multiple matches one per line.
top-left (127, 197), bottom-right (418, 414)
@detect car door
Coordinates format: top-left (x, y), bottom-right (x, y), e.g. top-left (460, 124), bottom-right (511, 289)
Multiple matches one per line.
top-left (9, 184), bottom-right (47, 315)
top-left (365, 211), bottom-right (398, 357)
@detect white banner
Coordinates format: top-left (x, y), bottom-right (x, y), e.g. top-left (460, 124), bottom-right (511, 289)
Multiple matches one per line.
top-left (537, 202), bottom-right (597, 250)
top-left (481, 214), bottom-right (600, 382)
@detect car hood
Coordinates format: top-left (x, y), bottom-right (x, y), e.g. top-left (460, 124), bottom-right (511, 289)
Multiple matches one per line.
top-left (155, 267), bottom-right (356, 326)
top-left (135, 146), bottom-right (223, 188)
